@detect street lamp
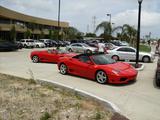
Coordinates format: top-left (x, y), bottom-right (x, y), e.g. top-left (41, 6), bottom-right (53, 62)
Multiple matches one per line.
top-left (106, 13), bottom-right (111, 24)
top-left (57, 0), bottom-right (61, 49)
top-left (106, 13), bottom-right (112, 40)
top-left (136, 0), bottom-right (143, 68)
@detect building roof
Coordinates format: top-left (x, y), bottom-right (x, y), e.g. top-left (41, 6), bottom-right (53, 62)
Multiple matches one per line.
top-left (0, 6), bottom-right (69, 28)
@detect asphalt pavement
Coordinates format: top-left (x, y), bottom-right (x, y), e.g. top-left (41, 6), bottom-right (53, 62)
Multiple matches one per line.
top-left (0, 48), bottom-right (160, 120)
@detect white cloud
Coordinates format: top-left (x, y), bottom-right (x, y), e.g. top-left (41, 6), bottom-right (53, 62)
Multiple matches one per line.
top-left (113, 10), bottom-right (160, 27)
top-left (1, 0), bottom-right (160, 38)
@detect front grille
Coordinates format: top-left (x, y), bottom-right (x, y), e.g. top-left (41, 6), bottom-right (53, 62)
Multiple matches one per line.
top-left (120, 78), bottom-right (127, 81)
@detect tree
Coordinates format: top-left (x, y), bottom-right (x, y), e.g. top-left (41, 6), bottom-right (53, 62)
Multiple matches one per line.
top-left (63, 27), bottom-right (83, 40)
top-left (113, 24), bottom-right (137, 46)
top-left (95, 21), bottom-right (112, 40)
top-left (10, 25), bottom-right (16, 42)
top-left (24, 29), bottom-right (31, 39)
top-left (85, 33), bottom-right (96, 37)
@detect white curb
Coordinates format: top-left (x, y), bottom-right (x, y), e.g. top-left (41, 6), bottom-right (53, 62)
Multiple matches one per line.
top-left (38, 78), bottom-right (120, 113)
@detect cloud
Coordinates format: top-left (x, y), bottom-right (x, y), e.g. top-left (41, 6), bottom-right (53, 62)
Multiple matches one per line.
top-left (113, 10), bottom-right (160, 27)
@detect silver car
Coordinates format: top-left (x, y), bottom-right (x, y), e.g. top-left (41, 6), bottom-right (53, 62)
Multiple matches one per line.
top-left (107, 46), bottom-right (154, 62)
top-left (66, 43), bottom-right (97, 53)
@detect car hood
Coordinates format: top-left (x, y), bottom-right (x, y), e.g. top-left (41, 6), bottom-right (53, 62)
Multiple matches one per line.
top-left (100, 62), bottom-right (131, 71)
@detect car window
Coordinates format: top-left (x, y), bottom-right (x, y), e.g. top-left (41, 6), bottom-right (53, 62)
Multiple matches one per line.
top-left (117, 48), bottom-right (126, 52)
top-left (117, 48), bottom-right (135, 52)
top-left (78, 55), bottom-right (91, 63)
top-left (125, 48), bottom-right (136, 52)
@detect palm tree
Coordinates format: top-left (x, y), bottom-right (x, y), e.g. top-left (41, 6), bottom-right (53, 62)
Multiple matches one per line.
top-left (95, 21), bottom-right (112, 40)
top-left (63, 27), bottom-right (81, 40)
top-left (113, 24), bottom-right (137, 46)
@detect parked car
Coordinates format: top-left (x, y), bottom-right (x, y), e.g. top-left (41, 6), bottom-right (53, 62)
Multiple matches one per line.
top-left (155, 58), bottom-right (160, 87)
top-left (105, 43), bottom-right (117, 50)
top-left (110, 40), bottom-right (127, 46)
top-left (39, 39), bottom-right (52, 47)
top-left (15, 41), bottom-right (23, 49)
top-left (50, 40), bottom-right (58, 47)
top-left (20, 39), bottom-right (35, 48)
top-left (58, 53), bottom-right (138, 84)
top-left (30, 49), bottom-right (77, 63)
top-left (107, 46), bottom-right (155, 62)
top-left (66, 43), bottom-right (98, 53)
top-left (0, 41), bottom-right (19, 51)
top-left (33, 40), bottom-right (46, 48)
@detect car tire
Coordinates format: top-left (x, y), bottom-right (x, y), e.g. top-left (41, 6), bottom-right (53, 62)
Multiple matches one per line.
top-left (112, 55), bottom-right (119, 61)
top-left (36, 45), bottom-right (39, 48)
top-left (68, 48), bottom-right (73, 52)
top-left (96, 70), bottom-right (108, 84)
top-left (32, 55), bottom-right (39, 63)
top-left (142, 56), bottom-right (150, 63)
top-left (156, 72), bottom-right (160, 87)
top-left (24, 44), bottom-right (27, 48)
top-left (60, 64), bottom-right (68, 75)
top-left (85, 49), bottom-right (92, 54)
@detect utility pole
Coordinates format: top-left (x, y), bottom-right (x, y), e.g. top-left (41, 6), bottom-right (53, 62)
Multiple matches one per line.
top-left (92, 16), bottom-right (96, 33)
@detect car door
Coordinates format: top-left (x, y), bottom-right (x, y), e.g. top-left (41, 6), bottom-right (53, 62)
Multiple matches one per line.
top-left (69, 55), bottom-right (94, 78)
top-left (71, 44), bottom-right (84, 53)
top-left (42, 50), bottom-right (58, 62)
top-left (125, 48), bottom-right (136, 60)
top-left (116, 47), bottom-right (136, 60)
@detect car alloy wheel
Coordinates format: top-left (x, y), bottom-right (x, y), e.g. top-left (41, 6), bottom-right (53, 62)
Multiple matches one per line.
top-left (32, 56), bottom-right (39, 63)
top-left (142, 56), bottom-right (150, 63)
top-left (96, 71), bottom-right (107, 84)
top-left (60, 64), bottom-right (67, 75)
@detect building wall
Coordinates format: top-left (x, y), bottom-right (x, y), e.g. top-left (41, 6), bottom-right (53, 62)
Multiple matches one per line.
top-left (0, 6), bottom-right (69, 40)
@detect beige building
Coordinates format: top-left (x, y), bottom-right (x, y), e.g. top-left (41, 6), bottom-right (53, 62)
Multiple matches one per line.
top-left (0, 6), bottom-right (69, 40)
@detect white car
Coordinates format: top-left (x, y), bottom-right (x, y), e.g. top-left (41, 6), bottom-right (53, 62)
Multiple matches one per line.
top-left (66, 43), bottom-right (97, 53)
top-left (107, 46), bottom-right (154, 62)
top-left (20, 39), bottom-right (35, 48)
top-left (33, 40), bottom-right (46, 48)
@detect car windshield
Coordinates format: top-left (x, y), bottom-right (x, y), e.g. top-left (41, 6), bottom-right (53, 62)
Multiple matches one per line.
top-left (92, 54), bottom-right (116, 65)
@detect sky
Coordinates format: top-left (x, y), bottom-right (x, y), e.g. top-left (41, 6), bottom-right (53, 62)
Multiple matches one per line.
top-left (1, 0), bottom-right (160, 39)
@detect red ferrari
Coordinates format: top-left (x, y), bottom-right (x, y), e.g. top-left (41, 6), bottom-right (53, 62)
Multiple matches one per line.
top-left (58, 53), bottom-right (138, 84)
top-left (30, 49), bottom-right (76, 63)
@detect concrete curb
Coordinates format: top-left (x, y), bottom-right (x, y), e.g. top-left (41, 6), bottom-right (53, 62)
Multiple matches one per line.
top-left (37, 78), bottom-right (120, 113)
top-left (135, 63), bottom-right (144, 71)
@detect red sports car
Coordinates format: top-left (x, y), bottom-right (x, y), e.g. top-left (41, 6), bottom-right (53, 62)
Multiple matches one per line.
top-left (30, 49), bottom-right (76, 63)
top-left (58, 53), bottom-right (138, 84)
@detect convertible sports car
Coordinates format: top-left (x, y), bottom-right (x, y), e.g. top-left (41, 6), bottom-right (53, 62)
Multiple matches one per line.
top-left (58, 53), bottom-right (138, 84)
top-left (30, 49), bottom-right (76, 63)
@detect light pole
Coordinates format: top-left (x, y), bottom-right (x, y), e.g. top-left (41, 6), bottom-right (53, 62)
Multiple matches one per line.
top-left (136, 0), bottom-right (143, 68)
top-left (106, 13), bottom-right (112, 40)
top-left (106, 13), bottom-right (111, 24)
top-left (57, 0), bottom-right (61, 49)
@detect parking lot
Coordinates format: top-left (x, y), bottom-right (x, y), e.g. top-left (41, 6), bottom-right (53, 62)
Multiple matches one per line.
top-left (0, 48), bottom-right (160, 120)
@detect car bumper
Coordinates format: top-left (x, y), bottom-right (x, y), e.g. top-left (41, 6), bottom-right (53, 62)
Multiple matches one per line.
top-left (108, 71), bottom-right (138, 84)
